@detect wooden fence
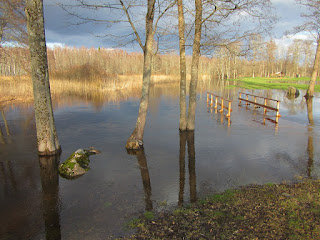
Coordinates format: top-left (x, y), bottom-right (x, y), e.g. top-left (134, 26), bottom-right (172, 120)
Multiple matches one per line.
top-left (238, 92), bottom-right (281, 119)
top-left (207, 92), bottom-right (232, 117)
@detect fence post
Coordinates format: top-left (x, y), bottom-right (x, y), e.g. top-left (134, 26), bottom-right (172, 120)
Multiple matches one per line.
top-left (239, 92), bottom-right (242, 105)
top-left (245, 94), bottom-right (249, 107)
top-left (254, 96), bottom-right (257, 109)
top-left (276, 101), bottom-right (280, 117)
top-left (207, 92), bottom-right (209, 104)
top-left (264, 98), bottom-right (267, 115)
top-left (214, 96), bottom-right (218, 109)
top-left (226, 101), bottom-right (231, 117)
top-left (220, 99), bottom-right (224, 112)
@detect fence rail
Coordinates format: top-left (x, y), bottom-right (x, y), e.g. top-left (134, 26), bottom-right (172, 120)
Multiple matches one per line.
top-left (207, 92), bottom-right (232, 117)
top-left (238, 92), bottom-right (281, 118)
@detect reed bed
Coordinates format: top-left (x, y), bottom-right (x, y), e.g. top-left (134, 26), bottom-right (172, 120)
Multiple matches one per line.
top-left (0, 74), bottom-right (185, 105)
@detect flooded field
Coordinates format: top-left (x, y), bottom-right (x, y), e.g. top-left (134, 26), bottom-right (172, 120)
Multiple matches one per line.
top-left (0, 82), bottom-right (320, 239)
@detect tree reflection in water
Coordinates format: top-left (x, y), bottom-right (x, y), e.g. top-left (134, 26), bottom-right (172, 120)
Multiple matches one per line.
top-left (0, 108), bottom-right (11, 144)
top-left (127, 149), bottom-right (153, 211)
top-left (306, 97), bottom-right (314, 178)
top-left (39, 155), bottom-right (61, 240)
top-left (179, 131), bottom-right (197, 206)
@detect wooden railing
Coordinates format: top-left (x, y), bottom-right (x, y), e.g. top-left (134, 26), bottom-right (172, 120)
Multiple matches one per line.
top-left (238, 92), bottom-right (281, 118)
top-left (207, 92), bottom-right (232, 117)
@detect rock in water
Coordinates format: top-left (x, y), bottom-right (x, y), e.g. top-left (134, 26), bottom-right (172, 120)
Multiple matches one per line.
top-left (58, 148), bottom-right (100, 179)
top-left (287, 86), bottom-right (300, 99)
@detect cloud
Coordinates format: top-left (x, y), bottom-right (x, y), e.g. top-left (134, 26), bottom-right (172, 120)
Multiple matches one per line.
top-left (46, 42), bottom-right (66, 49)
top-left (273, 32), bottom-right (315, 55)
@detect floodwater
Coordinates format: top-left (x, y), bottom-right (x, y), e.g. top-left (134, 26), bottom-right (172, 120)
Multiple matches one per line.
top-left (0, 81), bottom-right (320, 239)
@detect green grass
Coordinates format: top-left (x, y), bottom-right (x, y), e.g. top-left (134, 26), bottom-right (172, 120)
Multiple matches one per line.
top-left (230, 77), bottom-right (320, 92)
top-left (127, 179), bottom-right (320, 239)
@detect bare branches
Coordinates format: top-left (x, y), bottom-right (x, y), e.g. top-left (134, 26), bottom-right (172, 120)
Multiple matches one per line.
top-left (290, 0), bottom-right (320, 38)
top-left (119, 0), bottom-right (144, 50)
top-left (0, 0), bottom-right (27, 46)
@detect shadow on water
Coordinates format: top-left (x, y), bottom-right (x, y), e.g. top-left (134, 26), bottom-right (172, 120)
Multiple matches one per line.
top-left (39, 155), bottom-right (62, 240)
top-left (179, 131), bottom-right (197, 206)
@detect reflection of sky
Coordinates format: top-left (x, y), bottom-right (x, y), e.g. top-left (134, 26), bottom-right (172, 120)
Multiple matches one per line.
top-left (1, 86), bottom-right (319, 238)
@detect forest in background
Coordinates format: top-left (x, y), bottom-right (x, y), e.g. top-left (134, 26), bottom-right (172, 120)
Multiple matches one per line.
top-left (0, 36), bottom-right (317, 82)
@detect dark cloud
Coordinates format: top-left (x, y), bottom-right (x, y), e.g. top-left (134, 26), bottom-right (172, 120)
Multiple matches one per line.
top-left (42, 0), bottom-right (309, 50)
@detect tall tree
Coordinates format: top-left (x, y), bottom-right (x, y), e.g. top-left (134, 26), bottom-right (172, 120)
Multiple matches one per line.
top-left (60, 0), bottom-right (174, 149)
top-left (186, 0), bottom-right (202, 131)
top-left (295, 0), bottom-right (320, 99)
top-left (25, 0), bottom-right (61, 155)
top-left (177, 0), bottom-right (187, 131)
top-left (179, 0), bottom-right (274, 130)
top-left (125, 0), bottom-right (156, 149)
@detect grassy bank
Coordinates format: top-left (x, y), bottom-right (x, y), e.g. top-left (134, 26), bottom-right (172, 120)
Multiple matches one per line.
top-left (232, 77), bottom-right (320, 92)
top-left (126, 179), bottom-right (320, 239)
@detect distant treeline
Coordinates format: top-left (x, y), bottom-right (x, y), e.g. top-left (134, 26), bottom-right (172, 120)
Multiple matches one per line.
top-left (0, 38), bottom-right (317, 80)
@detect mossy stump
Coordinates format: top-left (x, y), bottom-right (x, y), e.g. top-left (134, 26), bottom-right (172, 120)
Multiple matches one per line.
top-left (58, 148), bottom-right (100, 179)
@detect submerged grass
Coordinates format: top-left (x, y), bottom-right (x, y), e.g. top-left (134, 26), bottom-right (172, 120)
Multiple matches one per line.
top-left (232, 77), bottom-right (320, 92)
top-left (125, 179), bottom-right (320, 239)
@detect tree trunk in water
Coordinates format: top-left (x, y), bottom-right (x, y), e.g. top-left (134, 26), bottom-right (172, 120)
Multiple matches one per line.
top-left (39, 155), bottom-right (61, 240)
top-left (186, 0), bottom-right (202, 130)
top-left (136, 149), bottom-right (153, 211)
top-left (178, 130), bottom-right (187, 206)
top-left (187, 131), bottom-right (197, 203)
top-left (177, 0), bottom-right (187, 131)
top-left (25, 0), bottom-right (61, 155)
top-left (305, 37), bottom-right (320, 99)
top-left (126, 0), bottom-right (155, 149)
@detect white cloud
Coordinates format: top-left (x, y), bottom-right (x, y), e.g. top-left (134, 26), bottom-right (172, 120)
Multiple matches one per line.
top-left (274, 32), bottom-right (315, 49)
top-left (47, 42), bottom-right (66, 49)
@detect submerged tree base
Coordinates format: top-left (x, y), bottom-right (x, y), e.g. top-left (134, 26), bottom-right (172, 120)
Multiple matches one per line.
top-left (126, 137), bottom-right (144, 150)
top-left (38, 147), bottom-right (61, 156)
top-left (127, 179), bottom-right (320, 239)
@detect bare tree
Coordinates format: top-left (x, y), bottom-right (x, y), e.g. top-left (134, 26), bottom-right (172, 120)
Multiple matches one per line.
top-left (25, 0), bottom-right (61, 155)
top-left (295, 0), bottom-right (320, 99)
top-left (0, 0), bottom-right (26, 46)
top-left (59, 0), bottom-right (175, 149)
top-left (186, 0), bottom-right (202, 131)
top-left (181, 0), bottom-right (274, 130)
top-left (177, 0), bottom-right (187, 130)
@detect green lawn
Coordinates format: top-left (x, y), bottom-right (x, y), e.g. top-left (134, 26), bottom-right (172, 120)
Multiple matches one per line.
top-left (230, 77), bottom-right (320, 92)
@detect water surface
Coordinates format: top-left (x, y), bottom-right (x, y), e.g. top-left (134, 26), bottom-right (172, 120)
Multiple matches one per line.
top-left (0, 83), bottom-right (319, 239)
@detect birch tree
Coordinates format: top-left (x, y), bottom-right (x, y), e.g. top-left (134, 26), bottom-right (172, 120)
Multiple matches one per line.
top-left (25, 0), bottom-right (61, 155)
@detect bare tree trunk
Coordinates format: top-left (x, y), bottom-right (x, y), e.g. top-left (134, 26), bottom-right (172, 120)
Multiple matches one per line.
top-left (126, 0), bottom-right (155, 149)
top-left (25, 0), bottom-right (61, 155)
top-left (186, 0), bottom-right (202, 130)
top-left (305, 37), bottom-right (320, 99)
top-left (177, 0), bottom-right (187, 131)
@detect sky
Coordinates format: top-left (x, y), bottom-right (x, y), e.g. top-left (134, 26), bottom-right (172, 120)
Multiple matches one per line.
top-left (43, 0), bottom-right (312, 52)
